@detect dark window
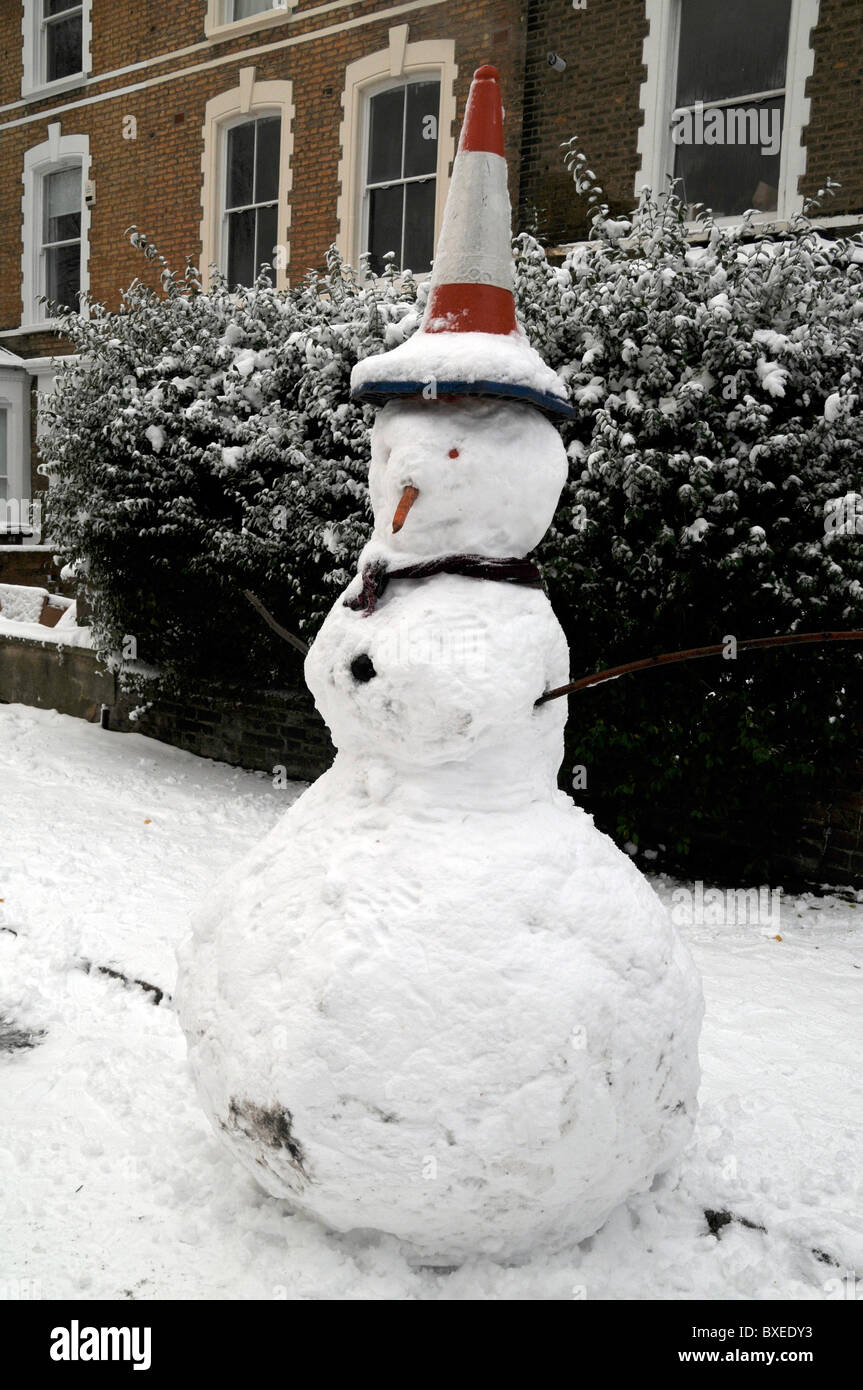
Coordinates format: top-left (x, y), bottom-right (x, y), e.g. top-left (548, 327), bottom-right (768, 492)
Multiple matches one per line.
top-left (231, 0), bottom-right (272, 19)
top-left (0, 410), bottom-right (7, 503)
top-left (224, 116), bottom-right (281, 285)
top-left (42, 165), bottom-right (82, 311)
top-left (672, 0), bottom-right (791, 216)
top-left (365, 79), bottom-right (440, 274)
top-left (44, 0), bottom-right (83, 84)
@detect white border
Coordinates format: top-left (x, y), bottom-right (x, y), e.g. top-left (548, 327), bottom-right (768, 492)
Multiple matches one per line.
top-left (21, 0), bottom-right (92, 100)
top-left (636, 0), bottom-right (821, 222)
top-left (335, 25), bottom-right (457, 270)
top-left (20, 124), bottom-right (91, 330)
top-left (199, 68), bottom-right (294, 290)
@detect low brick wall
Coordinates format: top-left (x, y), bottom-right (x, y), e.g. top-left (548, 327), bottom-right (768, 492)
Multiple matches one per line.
top-left (796, 784), bottom-right (863, 884)
top-left (0, 634), bottom-right (113, 719)
top-left (0, 634), bottom-right (333, 783)
top-left (0, 546), bottom-right (64, 591)
top-left (111, 683), bottom-right (333, 783)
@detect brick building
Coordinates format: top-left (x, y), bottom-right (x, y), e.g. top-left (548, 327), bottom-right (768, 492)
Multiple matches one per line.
top-left (0, 0), bottom-right (861, 529)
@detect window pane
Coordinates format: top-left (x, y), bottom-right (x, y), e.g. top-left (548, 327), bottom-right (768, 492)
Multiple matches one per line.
top-left (227, 207), bottom-right (255, 285)
top-left (254, 116), bottom-right (281, 204)
top-left (368, 183), bottom-right (404, 274)
top-left (226, 123), bottom-right (255, 209)
top-left (403, 178), bottom-right (436, 273)
top-left (44, 167), bottom-right (81, 244)
top-left (367, 87), bottom-right (405, 185)
top-left (255, 202), bottom-right (278, 277)
top-left (674, 97), bottom-right (784, 216)
top-left (232, 0), bottom-right (271, 17)
top-left (46, 241), bottom-right (81, 308)
top-left (45, 0), bottom-right (80, 15)
top-left (404, 82), bottom-right (440, 179)
top-left (0, 411), bottom-right (7, 498)
top-left (46, 13), bottom-right (83, 83)
top-left (676, 0), bottom-right (791, 105)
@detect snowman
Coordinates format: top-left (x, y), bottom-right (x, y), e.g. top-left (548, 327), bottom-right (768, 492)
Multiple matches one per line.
top-left (177, 65), bottom-right (702, 1265)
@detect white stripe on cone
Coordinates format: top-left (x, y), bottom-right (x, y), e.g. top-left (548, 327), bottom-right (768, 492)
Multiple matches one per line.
top-left (426, 150), bottom-right (513, 294)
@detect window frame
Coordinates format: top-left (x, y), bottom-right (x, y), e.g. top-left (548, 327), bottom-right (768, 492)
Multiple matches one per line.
top-left (219, 112), bottom-right (283, 286)
top-left (203, 0), bottom-right (297, 43)
top-left (21, 0), bottom-right (92, 100)
top-left (0, 356), bottom-right (33, 536)
top-left (40, 164), bottom-right (84, 314)
top-left (199, 70), bottom-right (294, 291)
top-left (336, 28), bottom-right (457, 276)
top-left (360, 74), bottom-right (442, 276)
top-left (21, 126), bottom-right (91, 331)
top-left (636, 0), bottom-right (820, 226)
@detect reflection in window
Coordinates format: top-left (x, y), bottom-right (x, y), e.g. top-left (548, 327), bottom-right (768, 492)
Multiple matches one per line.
top-left (231, 0), bottom-right (272, 19)
top-left (43, 0), bottom-right (83, 84)
top-left (364, 79), bottom-right (440, 274)
top-left (223, 116), bottom-right (281, 285)
top-left (42, 165), bottom-right (82, 310)
top-left (672, 0), bottom-right (791, 216)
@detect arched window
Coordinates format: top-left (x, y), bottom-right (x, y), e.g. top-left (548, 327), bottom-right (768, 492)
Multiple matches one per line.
top-left (362, 77), bottom-right (441, 275)
top-left (199, 68), bottom-right (294, 289)
top-left (337, 28), bottom-right (457, 274)
top-left (223, 115), bottom-right (281, 286)
top-left (21, 124), bottom-right (90, 328)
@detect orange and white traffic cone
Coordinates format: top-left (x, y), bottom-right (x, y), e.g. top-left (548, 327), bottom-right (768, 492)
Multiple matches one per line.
top-left (422, 64), bottom-right (517, 337)
top-left (351, 64), bottom-right (573, 417)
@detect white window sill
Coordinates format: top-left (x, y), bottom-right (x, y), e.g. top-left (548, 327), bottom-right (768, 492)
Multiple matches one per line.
top-left (549, 208), bottom-right (863, 258)
top-left (3, 321), bottom-right (64, 337)
top-left (22, 72), bottom-right (89, 103)
top-left (204, 3), bottom-right (297, 43)
top-left (684, 209), bottom-right (863, 240)
top-left (355, 265), bottom-right (432, 287)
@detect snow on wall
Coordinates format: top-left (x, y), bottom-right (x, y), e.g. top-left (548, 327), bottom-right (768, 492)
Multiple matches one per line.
top-left (0, 583), bottom-right (48, 623)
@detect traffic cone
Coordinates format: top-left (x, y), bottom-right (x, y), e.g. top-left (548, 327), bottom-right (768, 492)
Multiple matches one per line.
top-left (422, 64), bottom-right (517, 336)
top-left (351, 65), bottom-right (573, 417)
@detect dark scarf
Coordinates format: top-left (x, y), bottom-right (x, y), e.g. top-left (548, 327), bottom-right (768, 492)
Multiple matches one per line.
top-left (344, 554), bottom-right (543, 615)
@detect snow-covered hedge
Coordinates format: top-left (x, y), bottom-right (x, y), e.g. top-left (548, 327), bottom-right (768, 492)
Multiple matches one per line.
top-left (42, 190), bottom-right (863, 875)
top-left (42, 241), bottom-right (422, 688)
top-left (520, 174), bottom-right (863, 874)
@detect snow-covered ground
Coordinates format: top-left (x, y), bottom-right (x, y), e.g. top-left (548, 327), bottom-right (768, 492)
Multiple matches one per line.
top-left (1, 702), bottom-right (860, 1300)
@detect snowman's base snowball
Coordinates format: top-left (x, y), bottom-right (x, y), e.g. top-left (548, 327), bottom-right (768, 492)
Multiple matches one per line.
top-left (177, 764), bottom-right (702, 1265)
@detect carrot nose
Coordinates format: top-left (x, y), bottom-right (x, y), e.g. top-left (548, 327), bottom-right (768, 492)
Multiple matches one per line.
top-left (391, 485), bottom-right (419, 534)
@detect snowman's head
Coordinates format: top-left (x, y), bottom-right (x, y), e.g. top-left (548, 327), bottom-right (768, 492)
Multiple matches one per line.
top-left (368, 397), bottom-right (568, 559)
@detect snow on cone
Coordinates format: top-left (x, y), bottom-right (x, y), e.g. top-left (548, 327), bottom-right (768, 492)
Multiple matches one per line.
top-left (177, 57), bottom-right (702, 1267)
top-left (351, 65), bottom-right (574, 418)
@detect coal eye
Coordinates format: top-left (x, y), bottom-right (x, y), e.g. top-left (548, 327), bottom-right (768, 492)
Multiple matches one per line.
top-left (448, 448), bottom-right (459, 458)
top-left (350, 653), bottom-right (377, 683)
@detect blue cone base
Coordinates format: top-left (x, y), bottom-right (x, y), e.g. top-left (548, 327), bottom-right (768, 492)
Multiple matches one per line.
top-left (350, 377), bottom-right (576, 419)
